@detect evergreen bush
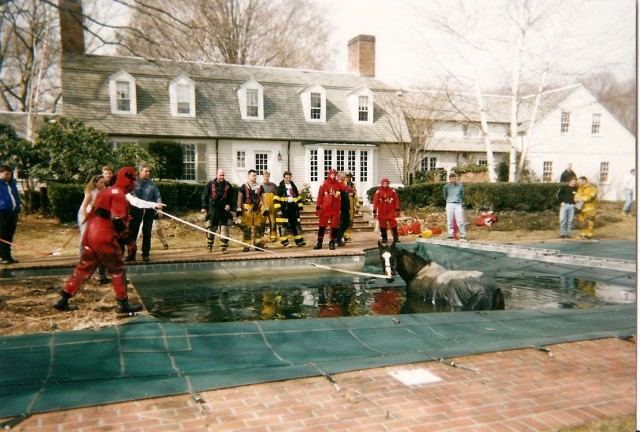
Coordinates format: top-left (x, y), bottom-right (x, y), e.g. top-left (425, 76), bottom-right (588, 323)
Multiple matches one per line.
top-left (367, 182), bottom-right (561, 212)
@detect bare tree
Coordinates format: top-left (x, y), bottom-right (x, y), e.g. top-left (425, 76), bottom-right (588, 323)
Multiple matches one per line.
top-left (379, 87), bottom-right (449, 185)
top-left (0, 0), bottom-right (60, 138)
top-left (581, 72), bottom-right (636, 136)
top-left (424, 0), bottom-right (500, 182)
top-left (417, 0), bottom-right (632, 182)
top-left (118, 0), bottom-right (333, 69)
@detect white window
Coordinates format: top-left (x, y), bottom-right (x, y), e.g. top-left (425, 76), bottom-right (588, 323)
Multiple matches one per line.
top-left (311, 93), bottom-right (322, 119)
top-left (299, 83), bottom-right (326, 122)
top-left (255, 153), bottom-right (268, 174)
top-left (463, 124), bottom-right (481, 137)
top-left (600, 161), bottom-right (609, 183)
top-left (169, 75), bottom-right (196, 117)
top-left (181, 144), bottom-right (196, 181)
top-left (336, 150), bottom-right (345, 172)
top-left (347, 150), bottom-right (356, 174)
top-left (591, 113), bottom-right (601, 135)
top-left (560, 112), bottom-right (570, 133)
top-left (310, 149), bottom-right (318, 182)
top-left (358, 96), bottom-right (369, 122)
top-left (247, 89), bottom-right (259, 118)
top-left (237, 79), bottom-right (264, 120)
top-left (543, 161), bottom-right (553, 182)
top-left (478, 159), bottom-right (488, 166)
top-left (421, 157), bottom-right (437, 171)
top-left (359, 151), bottom-right (369, 182)
top-left (323, 149), bottom-right (333, 176)
top-left (109, 70), bottom-right (137, 115)
top-left (237, 150), bottom-right (246, 168)
top-left (346, 86), bottom-right (374, 124)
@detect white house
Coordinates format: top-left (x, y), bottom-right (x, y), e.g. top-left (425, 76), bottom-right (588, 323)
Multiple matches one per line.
top-left (54, 0), bottom-right (635, 203)
top-left (520, 84), bottom-right (635, 201)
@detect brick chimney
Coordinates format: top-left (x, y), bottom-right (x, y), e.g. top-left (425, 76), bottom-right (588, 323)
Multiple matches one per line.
top-left (348, 35), bottom-right (376, 77)
top-left (59, 0), bottom-right (85, 55)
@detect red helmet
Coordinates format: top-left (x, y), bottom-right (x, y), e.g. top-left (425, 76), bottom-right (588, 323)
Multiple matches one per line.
top-left (115, 166), bottom-right (137, 193)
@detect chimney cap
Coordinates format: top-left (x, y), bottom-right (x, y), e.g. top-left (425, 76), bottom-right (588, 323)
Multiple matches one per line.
top-left (348, 34), bottom-right (376, 45)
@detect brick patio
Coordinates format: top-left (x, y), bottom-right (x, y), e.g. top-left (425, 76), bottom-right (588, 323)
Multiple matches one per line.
top-left (7, 337), bottom-right (635, 432)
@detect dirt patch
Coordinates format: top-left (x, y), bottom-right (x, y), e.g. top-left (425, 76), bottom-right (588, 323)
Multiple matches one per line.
top-left (0, 276), bottom-right (142, 337)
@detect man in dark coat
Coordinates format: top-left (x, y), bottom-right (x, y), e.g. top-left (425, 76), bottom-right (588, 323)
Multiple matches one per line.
top-left (201, 168), bottom-right (234, 252)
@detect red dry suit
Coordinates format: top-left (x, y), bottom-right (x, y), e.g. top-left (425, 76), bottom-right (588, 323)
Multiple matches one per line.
top-left (373, 178), bottom-right (401, 229)
top-left (62, 166), bottom-right (137, 300)
top-left (315, 170), bottom-right (350, 230)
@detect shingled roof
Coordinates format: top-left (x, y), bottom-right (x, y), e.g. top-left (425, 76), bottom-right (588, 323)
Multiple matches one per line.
top-left (61, 54), bottom-right (407, 143)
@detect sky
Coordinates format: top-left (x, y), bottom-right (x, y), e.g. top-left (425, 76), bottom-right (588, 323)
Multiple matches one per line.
top-left (93, 0), bottom-right (636, 90)
top-left (320, 0), bottom-right (637, 89)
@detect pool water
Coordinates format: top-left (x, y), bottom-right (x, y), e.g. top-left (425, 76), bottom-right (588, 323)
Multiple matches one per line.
top-left (132, 273), bottom-right (635, 323)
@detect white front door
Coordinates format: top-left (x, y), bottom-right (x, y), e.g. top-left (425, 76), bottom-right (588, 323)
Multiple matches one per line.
top-left (232, 144), bottom-right (282, 185)
top-left (307, 147), bottom-right (373, 204)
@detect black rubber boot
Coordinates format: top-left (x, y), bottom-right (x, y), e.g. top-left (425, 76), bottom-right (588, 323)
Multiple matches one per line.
top-left (116, 297), bottom-right (143, 313)
top-left (380, 229), bottom-right (388, 244)
top-left (329, 240), bottom-right (336, 250)
top-left (98, 265), bottom-right (111, 284)
top-left (313, 241), bottom-right (322, 250)
top-left (392, 227), bottom-right (401, 243)
top-left (52, 291), bottom-right (78, 311)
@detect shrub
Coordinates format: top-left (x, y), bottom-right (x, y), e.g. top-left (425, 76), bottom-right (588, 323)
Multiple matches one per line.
top-left (48, 183), bottom-right (84, 223)
top-left (368, 182), bottom-right (561, 212)
top-left (148, 141), bottom-right (184, 180)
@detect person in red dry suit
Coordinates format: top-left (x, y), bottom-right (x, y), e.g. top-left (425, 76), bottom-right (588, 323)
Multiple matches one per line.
top-left (372, 178), bottom-right (401, 244)
top-left (52, 167), bottom-right (154, 313)
top-left (313, 169), bottom-right (351, 250)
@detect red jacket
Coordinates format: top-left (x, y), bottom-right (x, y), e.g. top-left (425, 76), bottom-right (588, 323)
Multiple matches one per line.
top-left (316, 175), bottom-right (349, 217)
top-left (373, 181), bottom-right (400, 221)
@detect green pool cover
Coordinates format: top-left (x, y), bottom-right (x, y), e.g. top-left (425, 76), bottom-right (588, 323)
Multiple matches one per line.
top-left (0, 304), bottom-right (634, 424)
top-left (0, 240), bottom-right (636, 426)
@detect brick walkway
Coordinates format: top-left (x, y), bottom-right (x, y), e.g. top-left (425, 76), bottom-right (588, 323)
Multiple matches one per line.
top-left (6, 337), bottom-right (635, 432)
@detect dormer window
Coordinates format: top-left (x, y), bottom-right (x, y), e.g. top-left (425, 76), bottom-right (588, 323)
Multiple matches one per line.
top-left (169, 75), bottom-right (195, 117)
top-left (237, 79), bottom-right (264, 120)
top-left (346, 86), bottom-right (374, 124)
top-left (358, 96), bottom-right (369, 121)
top-left (247, 89), bottom-right (259, 117)
top-left (299, 83), bottom-right (326, 122)
top-left (109, 70), bottom-right (137, 115)
top-left (311, 93), bottom-right (322, 119)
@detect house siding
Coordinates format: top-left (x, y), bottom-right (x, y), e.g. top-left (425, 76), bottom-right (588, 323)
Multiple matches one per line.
top-left (526, 87), bottom-right (635, 200)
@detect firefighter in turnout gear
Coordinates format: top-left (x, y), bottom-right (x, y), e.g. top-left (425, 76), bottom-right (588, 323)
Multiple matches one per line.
top-left (261, 171), bottom-right (278, 242)
top-left (313, 168), bottom-right (352, 250)
top-left (574, 176), bottom-right (598, 239)
top-left (237, 169), bottom-right (268, 252)
top-left (201, 169), bottom-right (234, 252)
top-left (273, 171), bottom-right (306, 247)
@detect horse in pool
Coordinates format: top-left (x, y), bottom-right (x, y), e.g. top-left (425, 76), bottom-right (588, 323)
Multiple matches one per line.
top-left (379, 241), bottom-right (505, 311)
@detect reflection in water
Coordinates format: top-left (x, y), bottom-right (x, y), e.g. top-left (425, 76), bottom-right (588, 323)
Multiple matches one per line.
top-left (134, 273), bottom-right (634, 323)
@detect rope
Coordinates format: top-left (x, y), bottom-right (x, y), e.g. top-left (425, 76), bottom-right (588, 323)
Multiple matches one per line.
top-left (0, 238), bottom-right (60, 257)
top-left (160, 210), bottom-right (392, 280)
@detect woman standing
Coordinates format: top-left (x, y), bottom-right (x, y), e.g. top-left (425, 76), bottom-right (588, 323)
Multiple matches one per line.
top-left (78, 174), bottom-right (106, 255)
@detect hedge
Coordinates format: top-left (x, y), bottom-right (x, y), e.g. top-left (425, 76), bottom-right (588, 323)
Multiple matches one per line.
top-left (48, 182), bottom-right (237, 224)
top-left (367, 182), bottom-right (562, 212)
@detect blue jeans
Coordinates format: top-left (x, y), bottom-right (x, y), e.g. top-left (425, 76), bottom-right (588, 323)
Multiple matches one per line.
top-left (446, 202), bottom-right (466, 238)
top-left (623, 189), bottom-right (634, 213)
top-left (559, 203), bottom-right (575, 236)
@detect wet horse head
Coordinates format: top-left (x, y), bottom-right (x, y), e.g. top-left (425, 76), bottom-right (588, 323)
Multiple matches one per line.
top-left (378, 241), bottom-right (432, 284)
top-left (378, 241), bottom-right (505, 311)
